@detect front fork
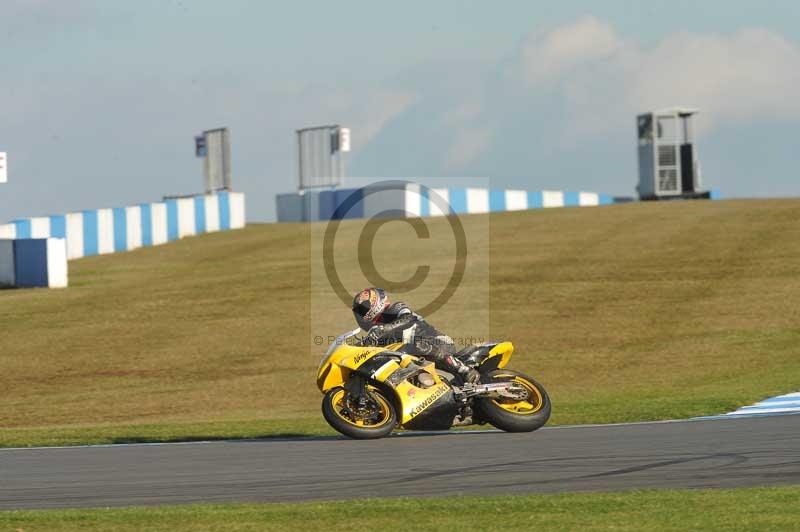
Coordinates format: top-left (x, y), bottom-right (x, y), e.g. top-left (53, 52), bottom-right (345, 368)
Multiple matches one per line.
top-left (343, 373), bottom-right (369, 409)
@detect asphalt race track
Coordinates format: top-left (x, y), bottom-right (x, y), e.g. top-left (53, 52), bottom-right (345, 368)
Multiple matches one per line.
top-left (2, 415), bottom-right (799, 510)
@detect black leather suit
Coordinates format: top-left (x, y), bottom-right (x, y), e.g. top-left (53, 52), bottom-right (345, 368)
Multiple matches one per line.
top-left (364, 302), bottom-right (463, 375)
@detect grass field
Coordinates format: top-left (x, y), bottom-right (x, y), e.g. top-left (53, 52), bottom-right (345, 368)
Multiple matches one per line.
top-left (2, 486), bottom-right (799, 531)
top-left (1, 199), bottom-right (799, 447)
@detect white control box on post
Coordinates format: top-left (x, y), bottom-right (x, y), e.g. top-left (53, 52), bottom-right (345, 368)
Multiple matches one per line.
top-left (637, 108), bottom-right (710, 200)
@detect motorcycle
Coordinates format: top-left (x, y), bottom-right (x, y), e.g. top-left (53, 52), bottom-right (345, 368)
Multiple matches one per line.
top-left (316, 328), bottom-right (551, 439)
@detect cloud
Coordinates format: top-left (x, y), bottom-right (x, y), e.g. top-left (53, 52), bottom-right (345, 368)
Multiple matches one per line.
top-left (628, 28), bottom-right (800, 126)
top-left (507, 19), bottom-right (800, 142)
top-left (0, 70), bottom-right (418, 221)
top-left (443, 127), bottom-right (495, 171)
top-left (514, 16), bottom-right (621, 86)
top-left (348, 90), bottom-right (419, 149)
top-left (357, 16), bottom-right (800, 192)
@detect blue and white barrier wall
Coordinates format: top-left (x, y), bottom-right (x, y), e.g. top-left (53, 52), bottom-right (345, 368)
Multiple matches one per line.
top-left (276, 184), bottom-right (614, 222)
top-left (0, 238), bottom-right (68, 288)
top-left (0, 192), bottom-right (246, 261)
top-left (0, 192), bottom-right (245, 288)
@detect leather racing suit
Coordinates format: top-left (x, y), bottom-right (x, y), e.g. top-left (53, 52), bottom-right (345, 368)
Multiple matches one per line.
top-left (363, 302), bottom-right (477, 382)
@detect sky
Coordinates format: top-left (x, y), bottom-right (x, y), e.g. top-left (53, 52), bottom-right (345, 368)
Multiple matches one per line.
top-left (1, 0), bottom-right (800, 221)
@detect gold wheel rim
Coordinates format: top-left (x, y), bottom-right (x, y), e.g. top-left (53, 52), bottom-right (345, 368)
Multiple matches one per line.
top-left (331, 388), bottom-right (392, 428)
top-left (491, 375), bottom-right (544, 415)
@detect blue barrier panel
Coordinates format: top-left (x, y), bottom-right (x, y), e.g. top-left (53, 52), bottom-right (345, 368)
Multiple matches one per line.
top-left (599, 194), bottom-right (614, 205)
top-left (166, 200), bottom-right (179, 241)
top-left (82, 210), bottom-right (99, 256)
top-left (113, 208), bottom-right (128, 252)
top-left (13, 239), bottom-right (48, 287)
top-left (275, 193), bottom-right (304, 222)
top-left (334, 188), bottom-right (363, 220)
top-left (49, 215), bottom-right (66, 238)
top-left (564, 191), bottom-right (580, 206)
top-left (318, 190), bottom-right (337, 220)
top-left (13, 219), bottom-right (32, 239)
top-left (140, 204), bottom-right (153, 246)
top-left (449, 189), bottom-right (467, 214)
top-left (420, 187), bottom-right (430, 217)
top-left (489, 190), bottom-right (506, 212)
top-left (710, 190), bottom-right (721, 200)
top-left (218, 192), bottom-right (231, 230)
top-left (194, 196), bottom-right (207, 233)
top-left (527, 191), bottom-right (544, 209)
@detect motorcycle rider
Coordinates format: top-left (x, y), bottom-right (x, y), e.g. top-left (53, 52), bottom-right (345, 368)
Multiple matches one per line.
top-left (352, 287), bottom-right (481, 384)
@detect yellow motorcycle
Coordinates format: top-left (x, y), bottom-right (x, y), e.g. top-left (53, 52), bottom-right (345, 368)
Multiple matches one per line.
top-left (317, 329), bottom-right (551, 439)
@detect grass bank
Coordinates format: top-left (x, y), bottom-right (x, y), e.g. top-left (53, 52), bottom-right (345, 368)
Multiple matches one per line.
top-left (1, 199), bottom-right (799, 446)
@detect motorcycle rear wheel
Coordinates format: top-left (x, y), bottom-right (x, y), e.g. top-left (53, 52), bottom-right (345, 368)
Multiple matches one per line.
top-left (322, 386), bottom-right (397, 439)
top-left (473, 370), bottom-right (551, 432)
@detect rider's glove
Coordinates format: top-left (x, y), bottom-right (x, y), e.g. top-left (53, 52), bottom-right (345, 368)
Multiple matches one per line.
top-left (364, 325), bottom-right (385, 345)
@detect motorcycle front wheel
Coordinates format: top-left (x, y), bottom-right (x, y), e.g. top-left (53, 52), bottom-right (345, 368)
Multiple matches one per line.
top-left (473, 369), bottom-right (551, 432)
top-left (322, 386), bottom-right (397, 439)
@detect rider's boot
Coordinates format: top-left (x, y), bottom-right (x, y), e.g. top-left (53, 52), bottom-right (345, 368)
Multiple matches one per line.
top-left (444, 355), bottom-right (481, 384)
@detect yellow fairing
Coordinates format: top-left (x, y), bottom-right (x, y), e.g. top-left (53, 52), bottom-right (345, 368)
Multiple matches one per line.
top-left (394, 380), bottom-right (449, 425)
top-left (485, 342), bottom-right (514, 369)
top-left (317, 362), bottom-right (346, 392)
top-left (317, 344), bottom-right (386, 392)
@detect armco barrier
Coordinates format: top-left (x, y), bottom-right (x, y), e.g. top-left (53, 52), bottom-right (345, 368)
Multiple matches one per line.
top-left (0, 191), bottom-right (246, 261)
top-left (276, 185), bottom-right (613, 222)
top-left (0, 191), bottom-right (245, 288)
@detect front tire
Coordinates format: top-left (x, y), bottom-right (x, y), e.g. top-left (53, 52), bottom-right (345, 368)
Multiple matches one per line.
top-left (322, 386), bottom-right (397, 439)
top-left (473, 370), bottom-right (551, 432)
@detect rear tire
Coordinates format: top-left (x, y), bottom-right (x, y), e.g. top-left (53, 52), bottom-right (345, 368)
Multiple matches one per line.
top-left (322, 386), bottom-right (397, 440)
top-left (473, 370), bottom-right (551, 433)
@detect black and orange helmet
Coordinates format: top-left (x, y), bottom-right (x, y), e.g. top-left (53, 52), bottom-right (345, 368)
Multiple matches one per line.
top-left (352, 287), bottom-right (390, 330)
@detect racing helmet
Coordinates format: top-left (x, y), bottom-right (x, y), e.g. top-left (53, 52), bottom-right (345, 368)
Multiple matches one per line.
top-left (352, 287), bottom-right (390, 330)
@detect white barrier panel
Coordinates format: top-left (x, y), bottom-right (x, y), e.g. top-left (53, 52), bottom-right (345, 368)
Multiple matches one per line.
top-left (505, 190), bottom-right (528, 211)
top-left (30, 217), bottom-right (51, 238)
top-left (404, 183), bottom-right (422, 217)
top-left (230, 192), bottom-right (246, 229)
top-left (579, 192), bottom-right (599, 206)
top-left (466, 188), bottom-right (489, 214)
top-left (0, 240), bottom-right (15, 286)
top-left (177, 198), bottom-right (196, 238)
top-left (65, 213), bottom-right (84, 259)
top-left (97, 208), bottom-right (114, 255)
top-left (151, 202), bottom-right (168, 246)
top-left (125, 206), bottom-right (143, 250)
top-left (542, 190), bottom-right (565, 208)
top-left (205, 195), bottom-right (221, 232)
top-left (46, 239), bottom-right (68, 288)
top-left (0, 224), bottom-right (15, 239)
